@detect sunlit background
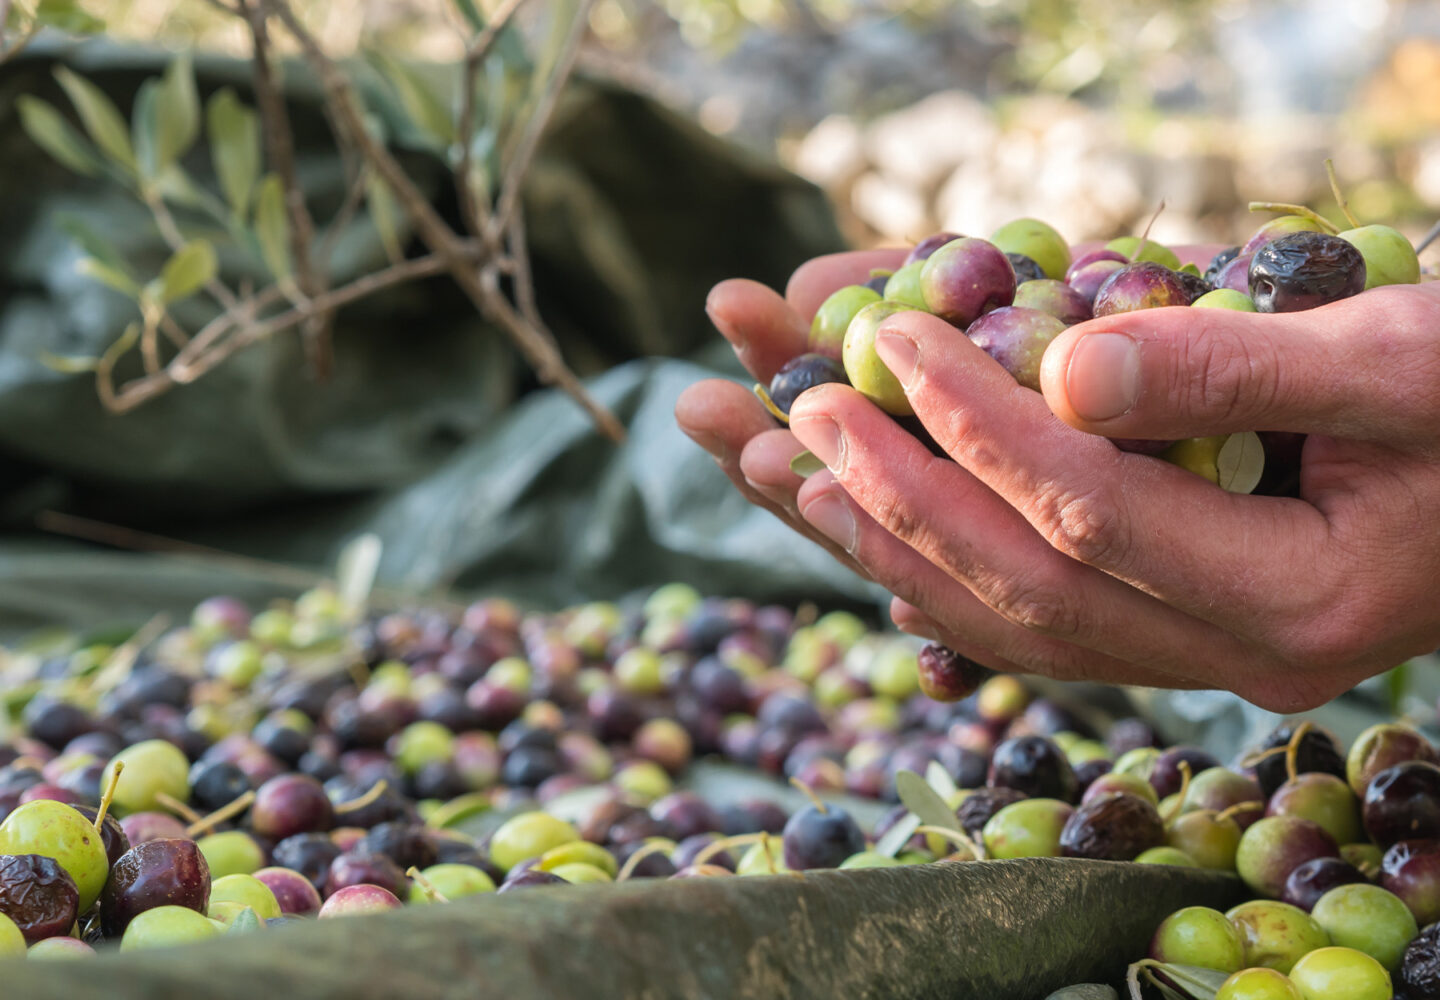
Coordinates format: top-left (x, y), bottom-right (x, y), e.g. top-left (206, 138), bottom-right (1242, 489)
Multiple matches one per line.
top-left (76, 0), bottom-right (1440, 254)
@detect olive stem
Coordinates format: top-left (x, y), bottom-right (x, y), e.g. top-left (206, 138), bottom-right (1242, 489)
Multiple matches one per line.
top-left (154, 792), bottom-right (202, 825)
top-left (1324, 159), bottom-right (1362, 229)
top-left (615, 840), bottom-right (671, 882)
top-left (334, 779), bottom-right (388, 815)
top-left (788, 776), bottom-right (828, 815)
top-left (761, 831), bottom-right (778, 875)
top-left (691, 832), bottom-right (764, 868)
top-left (1415, 218), bottom-right (1440, 256)
top-left (186, 789), bottom-right (256, 837)
top-left (1247, 202), bottom-right (1340, 235)
top-left (913, 824), bottom-right (983, 861)
top-left (1163, 760), bottom-right (1193, 825)
top-left (406, 866), bottom-right (449, 903)
top-left (1134, 199), bottom-right (1166, 263)
top-left (1216, 801), bottom-right (1265, 824)
top-left (92, 760), bottom-right (124, 833)
top-left (1284, 721), bottom-right (1314, 785)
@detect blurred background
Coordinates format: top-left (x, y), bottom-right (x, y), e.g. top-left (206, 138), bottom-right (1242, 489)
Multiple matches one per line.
top-left (104, 0), bottom-right (1440, 250)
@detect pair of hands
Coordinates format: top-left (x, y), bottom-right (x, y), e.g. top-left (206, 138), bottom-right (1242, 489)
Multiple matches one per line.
top-left (674, 246), bottom-right (1440, 712)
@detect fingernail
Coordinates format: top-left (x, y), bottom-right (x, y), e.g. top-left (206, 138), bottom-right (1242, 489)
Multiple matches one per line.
top-left (801, 492), bottom-right (856, 552)
top-left (875, 329), bottom-right (919, 387)
top-left (791, 415), bottom-right (844, 472)
top-left (1066, 332), bottom-right (1141, 421)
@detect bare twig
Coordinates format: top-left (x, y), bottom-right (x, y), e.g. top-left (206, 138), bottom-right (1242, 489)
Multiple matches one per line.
top-left (264, 0), bottom-right (624, 441)
top-left (101, 250), bottom-right (453, 410)
top-left (455, 0), bottom-right (531, 240)
top-left (241, 0), bottom-right (332, 378)
top-left (140, 312), bottom-right (162, 375)
top-left (506, 211), bottom-right (552, 348)
top-left (158, 313), bottom-right (191, 350)
top-left (488, 0), bottom-right (594, 240)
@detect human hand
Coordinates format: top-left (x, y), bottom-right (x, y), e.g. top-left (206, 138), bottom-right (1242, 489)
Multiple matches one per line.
top-left (679, 247), bottom-right (1440, 711)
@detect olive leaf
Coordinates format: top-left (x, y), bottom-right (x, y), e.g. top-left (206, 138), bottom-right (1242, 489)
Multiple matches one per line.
top-left (1127, 960), bottom-right (1225, 1000)
top-left (37, 352), bottom-right (101, 374)
top-left (157, 241), bottom-right (217, 305)
top-left (228, 906), bottom-right (261, 935)
top-left (924, 760), bottom-right (958, 802)
top-left (53, 66), bottom-right (135, 174)
top-left (154, 53), bottom-right (199, 172)
top-left (1385, 661), bottom-right (1412, 715)
top-left (369, 52), bottom-right (455, 148)
top-left (365, 172), bottom-right (404, 265)
top-left (894, 770), bottom-right (963, 835)
top-left (254, 173), bottom-right (292, 281)
top-left (1215, 431), bottom-right (1264, 495)
top-left (752, 383), bottom-right (788, 423)
top-left (335, 533), bottom-right (383, 621)
top-left (130, 77), bottom-right (161, 179)
top-left (33, 0), bottom-right (104, 32)
top-left (76, 257), bottom-right (140, 297)
top-left (789, 451), bottom-right (825, 477)
top-left (56, 214), bottom-right (125, 271)
top-left (207, 89), bottom-right (260, 220)
top-left (872, 811), bottom-right (920, 858)
top-left (451, 0), bottom-right (485, 31)
top-left (16, 97), bottom-right (103, 176)
top-left (1045, 987), bottom-right (1119, 1000)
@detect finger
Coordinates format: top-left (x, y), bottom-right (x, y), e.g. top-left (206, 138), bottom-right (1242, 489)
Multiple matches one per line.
top-left (865, 310), bottom-right (1342, 635)
top-left (706, 279), bottom-right (810, 382)
top-left (1039, 283), bottom-right (1440, 445)
top-left (868, 311), bottom-right (1347, 647)
top-left (790, 470), bottom-right (1201, 688)
top-left (674, 380), bottom-right (871, 576)
top-left (786, 382), bottom-right (1272, 689)
top-left (785, 248), bottom-right (909, 320)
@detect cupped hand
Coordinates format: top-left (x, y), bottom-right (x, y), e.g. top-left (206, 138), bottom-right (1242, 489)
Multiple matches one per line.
top-left (678, 247), bottom-right (1440, 711)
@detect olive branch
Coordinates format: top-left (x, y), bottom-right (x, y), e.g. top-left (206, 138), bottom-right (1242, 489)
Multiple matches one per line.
top-left (10, 0), bottom-right (626, 441)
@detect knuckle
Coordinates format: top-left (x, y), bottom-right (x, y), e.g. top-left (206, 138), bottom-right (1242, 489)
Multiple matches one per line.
top-left (985, 569), bottom-right (1084, 638)
top-left (1181, 324), bottom-right (1281, 427)
top-left (1033, 483), bottom-right (1129, 569)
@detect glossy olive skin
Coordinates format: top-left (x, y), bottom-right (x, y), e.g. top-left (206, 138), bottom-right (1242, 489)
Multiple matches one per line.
top-left (1248, 232), bottom-right (1366, 313)
top-left (99, 838), bottom-right (212, 938)
top-left (767, 354), bottom-right (848, 417)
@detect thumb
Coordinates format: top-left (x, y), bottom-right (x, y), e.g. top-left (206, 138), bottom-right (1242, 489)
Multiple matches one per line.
top-left (1038, 285), bottom-right (1440, 445)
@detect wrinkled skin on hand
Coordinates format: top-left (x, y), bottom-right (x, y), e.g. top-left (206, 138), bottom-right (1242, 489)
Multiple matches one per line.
top-left (674, 245), bottom-right (1440, 712)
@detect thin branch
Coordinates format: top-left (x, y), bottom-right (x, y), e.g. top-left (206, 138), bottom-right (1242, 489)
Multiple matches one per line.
top-left (263, 0), bottom-right (624, 441)
top-left (158, 312), bottom-right (191, 350)
top-left (103, 251), bottom-right (453, 410)
top-left (241, 0), bottom-right (331, 377)
top-left (506, 211), bottom-right (553, 349)
top-left (455, 0), bottom-right (531, 240)
top-left (140, 312), bottom-right (162, 375)
top-left (488, 0), bottom-right (595, 241)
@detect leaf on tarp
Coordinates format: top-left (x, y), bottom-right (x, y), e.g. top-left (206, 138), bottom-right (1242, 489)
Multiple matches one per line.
top-left (54, 66), bottom-right (135, 173)
top-left (1216, 431), bottom-right (1264, 495)
top-left (254, 174), bottom-right (292, 281)
top-left (16, 97), bottom-right (103, 176)
top-left (335, 533), bottom-right (382, 621)
top-left (157, 241), bottom-right (217, 304)
top-left (207, 88), bottom-right (260, 220)
top-left (894, 770), bottom-right (962, 835)
top-left (873, 811), bottom-right (920, 858)
top-left (1129, 960), bottom-right (1226, 1000)
top-left (925, 760), bottom-right (958, 801)
top-left (227, 907), bottom-right (261, 935)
